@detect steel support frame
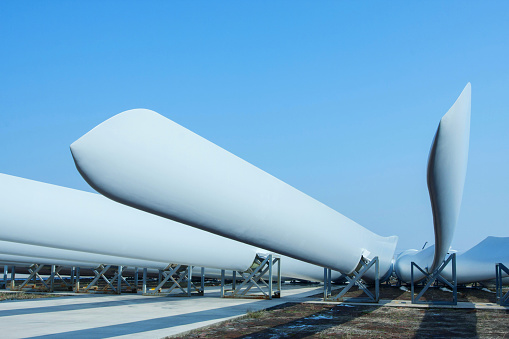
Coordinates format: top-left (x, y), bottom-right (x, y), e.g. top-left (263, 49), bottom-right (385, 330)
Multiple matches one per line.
top-left (46, 265), bottom-right (74, 291)
top-left (496, 263), bottom-right (509, 306)
top-left (15, 264), bottom-right (49, 291)
top-left (74, 267), bottom-right (81, 292)
top-left (221, 254), bottom-right (281, 300)
top-left (80, 265), bottom-right (132, 294)
top-left (2, 265), bottom-right (7, 289)
top-left (411, 253), bottom-right (457, 305)
top-left (10, 265), bottom-right (15, 289)
top-left (324, 256), bottom-right (379, 303)
top-left (11, 264), bottom-right (68, 292)
top-left (134, 267), bottom-right (139, 291)
top-left (143, 265), bottom-right (204, 296)
top-left (47, 265), bottom-right (74, 291)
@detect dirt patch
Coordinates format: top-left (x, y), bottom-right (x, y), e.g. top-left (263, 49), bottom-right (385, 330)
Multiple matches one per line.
top-left (0, 292), bottom-right (66, 301)
top-left (170, 302), bottom-right (509, 338)
top-left (315, 284), bottom-right (503, 303)
top-left (170, 285), bottom-right (509, 338)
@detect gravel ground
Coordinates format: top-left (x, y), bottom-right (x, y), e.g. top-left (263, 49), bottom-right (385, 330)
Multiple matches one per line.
top-left (171, 302), bottom-right (509, 338)
top-left (314, 283), bottom-right (506, 303)
top-left (0, 291), bottom-right (66, 301)
top-left (170, 285), bottom-right (509, 338)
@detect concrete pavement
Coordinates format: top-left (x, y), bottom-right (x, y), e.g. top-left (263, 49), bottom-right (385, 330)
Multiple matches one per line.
top-left (0, 285), bottom-right (506, 338)
top-left (0, 285), bottom-right (322, 339)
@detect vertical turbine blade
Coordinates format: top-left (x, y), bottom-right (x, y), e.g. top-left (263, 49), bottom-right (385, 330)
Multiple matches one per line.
top-left (427, 83), bottom-right (471, 271)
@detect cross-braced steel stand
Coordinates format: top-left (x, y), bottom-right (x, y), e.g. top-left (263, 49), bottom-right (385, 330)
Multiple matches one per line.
top-left (324, 256), bottom-right (379, 303)
top-left (79, 265), bottom-right (134, 294)
top-left (46, 265), bottom-right (73, 291)
top-left (73, 267), bottom-right (81, 292)
top-left (495, 263), bottom-right (509, 306)
top-left (9, 266), bottom-right (15, 289)
top-left (142, 265), bottom-right (204, 296)
top-left (13, 264), bottom-right (49, 291)
top-left (411, 253), bottom-right (457, 305)
top-left (221, 254), bottom-right (281, 300)
top-left (2, 265), bottom-right (8, 289)
top-left (12, 264), bottom-right (71, 292)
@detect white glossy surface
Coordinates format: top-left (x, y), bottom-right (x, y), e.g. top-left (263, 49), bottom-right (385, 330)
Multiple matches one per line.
top-left (257, 250), bottom-right (344, 282)
top-left (394, 246), bottom-right (434, 282)
top-left (71, 109), bottom-right (398, 277)
top-left (0, 173), bottom-right (340, 282)
top-left (0, 240), bottom-right (341, 282)
top-left (0, 173), bottom-right (257, 272)
top-left (427, 83), bottom-right (471, 270)
top-left (0, 240), bottom-right (171, 270)
top-left (0, 252), bottom-right (104, 269)
top-left (394, 83), bottom-right (471, 279)
top-left (395, 237), bottom-right (509, 284)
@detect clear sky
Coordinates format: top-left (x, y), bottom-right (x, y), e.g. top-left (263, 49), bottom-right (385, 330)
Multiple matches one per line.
top-left (1, 1), bottom-right (508, 252)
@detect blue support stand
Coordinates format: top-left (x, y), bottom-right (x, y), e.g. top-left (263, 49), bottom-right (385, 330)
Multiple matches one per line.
top-left (495, 263), bottom-right (509, 306)
top-left (411, 253), bottom-right (457, 305)
top-left (324, 256), bottom-right (379, 303)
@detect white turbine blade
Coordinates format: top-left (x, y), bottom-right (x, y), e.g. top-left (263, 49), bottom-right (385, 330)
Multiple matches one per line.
top-left (0, 240), bottom-right (171, 270)
top-left (427, 82), bottom-right (471, 271)
top-left (71, 109), bottom-right (398, 277)
top-left (395, 237), bottom-right (509, 284)
top-left (395, 83), bottom-right (472, 282)
top-left (0, 173), bottom-right (257, 272)
top-left (0, 173), bottom-right (338, 282)
top-left (0, 253), bottom-right (105, 269)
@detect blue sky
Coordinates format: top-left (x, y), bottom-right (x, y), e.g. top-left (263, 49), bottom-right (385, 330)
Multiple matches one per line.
top-left (1, 1), bottom-right (508, 252)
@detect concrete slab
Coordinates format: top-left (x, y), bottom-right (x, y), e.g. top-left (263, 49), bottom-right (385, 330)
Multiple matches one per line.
top-left (0, 285), bottom-right (322, 339)
top-left (1, 285), bottom-right (507, 338)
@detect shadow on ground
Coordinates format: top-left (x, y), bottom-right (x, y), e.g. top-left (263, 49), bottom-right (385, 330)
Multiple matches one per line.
top-left (232, 288), bottom-right (407, 338)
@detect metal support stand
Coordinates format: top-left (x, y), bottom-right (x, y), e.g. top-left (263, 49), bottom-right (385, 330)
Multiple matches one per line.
top-left (142, 268), bottom-right (147, 294)
top-left (411, 253), bottom-right (457, 305)
top-left (143, 264), bottom-right (204, 296)
top-left (117, 265), bottom-right (122, 293)
top-left (324, 256), bottom-right (379, 303)
top-left (158, 270), bottom-right (163, 285)
top-left (496, 263), bottom-right (509, 306)
top-left (79, 265), bottom-right (132, 294)
top-left (46, 265), bottom-right (74, 291)
top-left (221, 254), bottom-right (281, 300)
top-left (70, 267), bottom-right (75, 286)
top-left (50, 265), bottom-right (56, 292)
top-left (74, 267), bottom-right (80, 292)
top-left (2, 265), bottom-right (7, 289)
top-left (10, 266), bottom-right (15, 290)
top-left (14, 264), bottom-right (74, 292)
top-left (14, 264), bottom-right (49, 291)
top-left (201, 267), bottom-right (205, 293)
top-left (134, 267), bottom-right (139, 291)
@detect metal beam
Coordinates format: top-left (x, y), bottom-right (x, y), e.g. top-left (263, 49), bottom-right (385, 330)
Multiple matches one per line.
top-left (221, 254), bottom-right (281, 299)
top-left (411, 253), bottom-right (457, 305)
top-left (324, 256), bottom-right (379, 303)
top-left (496, 263), bottom-right (509, 306)
top-left (143, 264), bottom-right (203, 296)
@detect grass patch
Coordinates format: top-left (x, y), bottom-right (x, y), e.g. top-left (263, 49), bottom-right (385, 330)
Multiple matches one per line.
top-left (0, 292), bottom-right (65, 301)
top-left (245, 309), bottom-right (268, 319)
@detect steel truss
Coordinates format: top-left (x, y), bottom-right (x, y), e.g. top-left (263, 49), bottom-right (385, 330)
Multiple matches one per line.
top-left (11, 264), bottom-right (73, 292)
top-left (78, 265), bottom-right (135, 294)
top-left (9, 265), bottom-right (15, 289)
top-left (221, 254), bottom-right (281, 300)
top-left (324, 256), bottom-right (379, 303)
top-left (2, 265), bottom-right (8, 289)
top-left (142, 265), bottom-right (204, 296)
top-left (496, 263), bottom-right (509, 306)
top-left (411, 253), bottom-right (457, 305)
